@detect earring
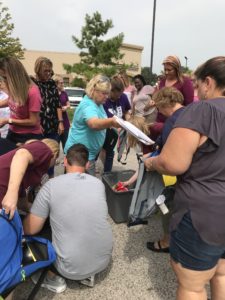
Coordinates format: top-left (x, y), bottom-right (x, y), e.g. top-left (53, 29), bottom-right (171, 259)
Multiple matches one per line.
top-left (203, 90), bottom-right (208, 100)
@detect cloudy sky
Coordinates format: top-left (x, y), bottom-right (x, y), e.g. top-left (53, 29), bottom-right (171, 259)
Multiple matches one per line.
top-left (3, 0), bottom-right (225, 74)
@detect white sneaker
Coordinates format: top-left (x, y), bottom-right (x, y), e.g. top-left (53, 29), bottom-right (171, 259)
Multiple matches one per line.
top-left (31, 271), bottom-right (67, 293)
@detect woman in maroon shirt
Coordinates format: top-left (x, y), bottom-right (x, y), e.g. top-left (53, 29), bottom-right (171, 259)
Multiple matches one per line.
top-left (150, 55), bottom-right (194, 145)
top-left (0, 139), bottom-right (59, 219)
top-left (159, 55), bottom-right (194, 105)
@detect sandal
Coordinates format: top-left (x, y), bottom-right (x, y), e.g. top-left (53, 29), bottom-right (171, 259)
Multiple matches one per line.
top-left (146, 240), bottom-right (169, 253)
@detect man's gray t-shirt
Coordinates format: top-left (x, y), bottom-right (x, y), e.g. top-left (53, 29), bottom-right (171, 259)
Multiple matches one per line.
top-left (31, 172), bottom-right (113, 280)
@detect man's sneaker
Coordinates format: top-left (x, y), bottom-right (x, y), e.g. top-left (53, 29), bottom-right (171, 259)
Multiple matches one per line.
top-left (31, 271), bottom-right (67, 293)
top-left (80, 275), bottom-right (95, 287)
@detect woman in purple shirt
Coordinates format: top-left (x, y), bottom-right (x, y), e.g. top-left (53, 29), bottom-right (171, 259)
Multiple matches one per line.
top-left (55, 77), bottom-right (70, 150)
top-left (103, 76), bottom-right (131, 172)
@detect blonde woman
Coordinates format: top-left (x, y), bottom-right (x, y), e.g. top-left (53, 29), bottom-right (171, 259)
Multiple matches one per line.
top-left (64, 74), bottom-right (119, 176)
top-left (0, 57), bottom-right (43, 144)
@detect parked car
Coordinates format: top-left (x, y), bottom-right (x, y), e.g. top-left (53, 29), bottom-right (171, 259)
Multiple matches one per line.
top-left (64, 87), bottom-right (85, 107)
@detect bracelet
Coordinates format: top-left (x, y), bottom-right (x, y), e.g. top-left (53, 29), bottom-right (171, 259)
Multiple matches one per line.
top-left (58, 120), bottom-right (63, 123)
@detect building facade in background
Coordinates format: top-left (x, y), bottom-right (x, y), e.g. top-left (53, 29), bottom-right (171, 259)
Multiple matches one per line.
top-left (21, 43), bottom-right (143, 85)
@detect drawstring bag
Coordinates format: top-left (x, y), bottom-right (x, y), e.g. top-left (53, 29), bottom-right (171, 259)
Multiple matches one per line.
top-left (0, 209), bottom-right (56, 294)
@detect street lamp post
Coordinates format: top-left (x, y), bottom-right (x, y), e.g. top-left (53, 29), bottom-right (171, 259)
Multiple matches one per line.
top-left (184, 56), bottom-right (188, 69)
top-left (150, 0), bottom-right (157, 75)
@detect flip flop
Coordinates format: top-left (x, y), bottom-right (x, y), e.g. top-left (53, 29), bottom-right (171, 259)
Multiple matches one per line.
top-left (146, 240), bottom-right (169, 253)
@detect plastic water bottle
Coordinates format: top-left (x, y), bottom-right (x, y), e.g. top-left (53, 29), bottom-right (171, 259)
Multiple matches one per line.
top-left (156, 194), bottom-right (169, 215)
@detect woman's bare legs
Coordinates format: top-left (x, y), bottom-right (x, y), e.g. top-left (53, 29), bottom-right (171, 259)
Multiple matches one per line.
top-left (171, 258), bottom-right (216, 300)
top-left (210, 258), bottom-right (225, 300)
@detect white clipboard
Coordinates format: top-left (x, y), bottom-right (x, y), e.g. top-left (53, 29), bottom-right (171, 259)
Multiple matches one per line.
top-left (115, 116), bottom-right (155, 145)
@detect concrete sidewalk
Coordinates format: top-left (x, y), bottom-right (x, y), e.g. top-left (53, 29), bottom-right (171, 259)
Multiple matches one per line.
top-left (15, 148), bottom-right (179, 300)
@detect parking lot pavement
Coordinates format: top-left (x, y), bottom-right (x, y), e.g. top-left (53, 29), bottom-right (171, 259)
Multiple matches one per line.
top-left (14, 148), bottom-right (180, 300)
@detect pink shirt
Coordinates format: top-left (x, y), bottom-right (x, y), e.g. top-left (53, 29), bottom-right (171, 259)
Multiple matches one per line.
top-left (8, 85), bottom-right (42, 134)
top-left (124, 85), bottom-right (136, 105)
top-left (133, 85), bottom-right (155, 117)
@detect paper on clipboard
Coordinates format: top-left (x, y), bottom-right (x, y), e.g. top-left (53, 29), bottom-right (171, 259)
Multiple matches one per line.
top-left (115, 116), bottom-right (155, 145)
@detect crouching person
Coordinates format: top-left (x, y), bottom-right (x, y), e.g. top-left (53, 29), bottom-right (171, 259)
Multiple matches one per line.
top-left (23, 143), bottom-right (113, 293)
top-left (0, 139), bottom-right (59, 219)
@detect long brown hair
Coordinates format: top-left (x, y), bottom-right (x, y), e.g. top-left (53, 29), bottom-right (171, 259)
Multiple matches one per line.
top-left (0, 57), bottom-right (32, 105)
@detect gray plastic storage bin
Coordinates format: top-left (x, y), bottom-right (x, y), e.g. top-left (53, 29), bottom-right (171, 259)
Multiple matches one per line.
top-left (102, 170), bottom-right (135, 223)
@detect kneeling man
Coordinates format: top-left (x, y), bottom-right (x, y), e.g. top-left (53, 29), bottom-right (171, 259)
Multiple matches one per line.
top-left (23, 143), bottom-right (113, 293)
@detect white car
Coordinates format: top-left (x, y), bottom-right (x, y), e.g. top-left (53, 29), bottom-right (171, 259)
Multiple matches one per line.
top-left (64, 87), bottom-right (85, 107)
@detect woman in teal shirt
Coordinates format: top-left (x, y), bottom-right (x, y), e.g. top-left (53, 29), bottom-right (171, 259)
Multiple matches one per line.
top-left (65, 74), bottom-right (119, 176)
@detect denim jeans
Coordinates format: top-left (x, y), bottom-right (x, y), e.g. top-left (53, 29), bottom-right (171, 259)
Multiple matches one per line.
top-left (170, 212), bottom-right (225, 270)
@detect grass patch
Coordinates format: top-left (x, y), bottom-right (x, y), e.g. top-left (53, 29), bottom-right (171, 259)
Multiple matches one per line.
top-left (67, 108), bottom-right (75, 123)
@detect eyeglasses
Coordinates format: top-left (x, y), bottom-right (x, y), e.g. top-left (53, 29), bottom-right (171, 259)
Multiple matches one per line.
top-left (95, 89), bottom-right (110, 96)
top-left (43, 69), bottom-right (52, 74)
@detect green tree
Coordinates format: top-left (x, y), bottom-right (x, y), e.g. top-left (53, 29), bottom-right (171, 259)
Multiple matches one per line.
top-left (0, 2), bottom-right (24, 59)
top-left (181, 66), bottom-right (192, 76)
top-left (64, 12), bottom-right (125, 82)
top-left (141, 67), bottom-right (158, 85)
top-left (71, 77), bottom-right (86, 88)
top-left (73, 11), bottom-right (124, 67)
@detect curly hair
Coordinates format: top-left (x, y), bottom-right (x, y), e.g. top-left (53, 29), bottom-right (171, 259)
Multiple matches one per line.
top-left (152, 87), bottom-right (184, 108)
top-left (85, 74), bottom-right (111, 98)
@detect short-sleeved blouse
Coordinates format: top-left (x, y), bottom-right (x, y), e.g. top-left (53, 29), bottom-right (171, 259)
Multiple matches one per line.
top-left (170, 99), bottom-right (225, 246)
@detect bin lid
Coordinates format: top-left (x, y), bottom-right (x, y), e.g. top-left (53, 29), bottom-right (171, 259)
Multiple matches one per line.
top-left (115, 116), bottom-right (155, 145)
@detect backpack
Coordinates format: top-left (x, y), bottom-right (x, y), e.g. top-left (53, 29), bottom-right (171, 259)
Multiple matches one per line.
top-left (0, 209), bottom-right (56, 294)
top-left (128, 157), bottom-right (165, 226)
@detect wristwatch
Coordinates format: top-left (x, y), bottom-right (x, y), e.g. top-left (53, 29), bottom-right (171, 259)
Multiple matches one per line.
top-left (58, 119), bottom-right (63, 123)
top-left (8, 118), bottom-right (13, 124)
